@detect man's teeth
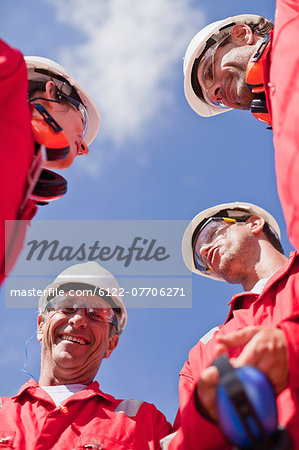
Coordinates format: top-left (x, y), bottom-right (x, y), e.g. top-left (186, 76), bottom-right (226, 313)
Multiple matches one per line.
top-left (61, 335), bottom-right (87, 345)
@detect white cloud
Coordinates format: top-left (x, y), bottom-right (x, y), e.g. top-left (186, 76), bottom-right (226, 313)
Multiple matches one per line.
top-left (48, 0), bottom-right (204, 145)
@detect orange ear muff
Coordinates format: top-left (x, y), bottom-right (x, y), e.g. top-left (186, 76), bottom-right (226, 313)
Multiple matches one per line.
top-left (31, 116), bottom-right (70, 161)
top-left (31, 102), bottom-right (70, 161)
top-left (29, 169), bottom-right (67, 205)
top-left (250, 98), bottom-right (271, 126)
top-left (22, 103), bottom-right (70, 207)
top-left (245, 35), bottom-right (271, 126)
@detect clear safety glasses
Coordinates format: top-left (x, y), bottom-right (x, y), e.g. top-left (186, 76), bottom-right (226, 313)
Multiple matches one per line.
top-left (197, 34), bottom-right (230, 108)
top-left (193, 217), bottom-right (237, 272)
top-left (46, 296), bottom-right (118, 329)
top-left (58, 91), bottom-right (88, 139)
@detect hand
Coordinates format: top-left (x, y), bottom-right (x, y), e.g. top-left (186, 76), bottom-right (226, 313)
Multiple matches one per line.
top-left (216, 327), bottom-right (289, 395)
top-left (195, 326), bottom-right (288, 423)
top-left (196, 365), bottom-right (220, 422)
top-left (195, 344), bottom-right (226, 422)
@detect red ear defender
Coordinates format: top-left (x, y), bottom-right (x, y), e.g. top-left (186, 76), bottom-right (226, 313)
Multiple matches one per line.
top-left (31, 102), bottom-right (70, 161)
top-left (245, 35), bottom-right (271, 126)
top-left (25, 102), bottom-right (69, 205)
top-left (29, 169), bottom-right (67, 204)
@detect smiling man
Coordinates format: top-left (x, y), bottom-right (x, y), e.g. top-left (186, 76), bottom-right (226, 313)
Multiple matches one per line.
top-left (0, 262), bottom-right (171, 449)
top-left (184, 15), bottom-right (273, 120)
top-left (183, 3), bottom-right (299, 252)
top-left (162, 202), bottom-right (299, 449)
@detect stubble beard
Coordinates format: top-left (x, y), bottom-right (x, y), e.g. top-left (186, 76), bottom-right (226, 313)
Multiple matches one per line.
top-left (235, 73), bottom-right (255, 110)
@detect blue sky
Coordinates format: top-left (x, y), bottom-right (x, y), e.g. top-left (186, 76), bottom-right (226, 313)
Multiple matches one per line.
top-left (0, 0), bottom-right (290, 425)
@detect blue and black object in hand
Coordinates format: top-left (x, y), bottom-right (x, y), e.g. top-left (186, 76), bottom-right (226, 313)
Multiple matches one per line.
top-left (212, 354), bottom-right (291, 449)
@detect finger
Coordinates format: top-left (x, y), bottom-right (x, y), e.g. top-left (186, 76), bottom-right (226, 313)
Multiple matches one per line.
top-left (234, 330), bottom-right (289, 394)
top-left (216, 327), bottom-right (262, 348)
top-left (232, 337), bottom-right (262, 367)
top-left (199, 366), bottom-right (220, 386)
top-left (214, 343), bottom-right (228, 358)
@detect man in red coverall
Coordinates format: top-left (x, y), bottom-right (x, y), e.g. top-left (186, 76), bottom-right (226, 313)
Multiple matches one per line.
top-left (0, 261), bottom-right (171, 449)
top-left (161, 202), bottom-right (299, 449)
top-left (0, 39), bottom-right (100, 285)
top-left (183, 2), bottom-right (299, 251)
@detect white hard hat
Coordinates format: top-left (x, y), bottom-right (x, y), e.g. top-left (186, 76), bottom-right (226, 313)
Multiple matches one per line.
top-left (39, 261), bottom-right (127, 333)
top-left (25, 56), bottom-right (100, 146)
top-left (183, 14), bottom-right (263, 117)
top-left (181, 202), bottom-right (281, 281)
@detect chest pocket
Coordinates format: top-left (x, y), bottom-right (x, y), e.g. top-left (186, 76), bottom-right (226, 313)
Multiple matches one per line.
top-left (0, 431), bottom-right (15, 448)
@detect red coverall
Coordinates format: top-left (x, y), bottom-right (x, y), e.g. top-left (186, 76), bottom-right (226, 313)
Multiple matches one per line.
top-left (266, 0), bottom-right (299, 250)
top-left (165, 252), bottom-right (299, 449)
top-left (0, 39), bottom-right (37, 285)
top-left (0, 379), bottom-right (171, 449)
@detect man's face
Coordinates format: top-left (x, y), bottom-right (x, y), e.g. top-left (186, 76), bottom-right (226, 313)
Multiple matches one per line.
top-left (37, 295), bottom-right (119, 385)
top-left (198, 219), bottom-right (255, 283)
top-left (197, 36), bottom-right (256, 110)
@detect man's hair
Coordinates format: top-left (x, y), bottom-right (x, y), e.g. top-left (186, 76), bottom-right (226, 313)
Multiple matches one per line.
top-left (213, 17), bottom-right (273, 44)
top-left (28, 71), bottom-right (83, 106)
top-left (262, 222), bottom-right (284, 254)
top-left (247, 17), bottom-right (274, 36)
top-left (28, 80), bottom-right (71, 113)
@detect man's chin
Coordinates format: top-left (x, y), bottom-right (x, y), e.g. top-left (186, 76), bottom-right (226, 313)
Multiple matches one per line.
top-left (42, 153), bottom-right (75, 170)
top-left (53, 347), bottom-right (86, 366)
top-left (225, 100), bottom-right (251, 111)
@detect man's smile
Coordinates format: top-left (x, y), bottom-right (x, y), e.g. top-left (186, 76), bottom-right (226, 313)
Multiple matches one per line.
top-left (58, 334), bottom-right (90, 345)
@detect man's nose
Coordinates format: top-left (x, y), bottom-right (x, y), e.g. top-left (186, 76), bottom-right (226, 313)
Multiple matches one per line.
top-left (207, 82), bottom-right (223, 104)
top-left (68, 309), bottom-right (88, 328)
top-left (78, 140), bottom-right (89, 155)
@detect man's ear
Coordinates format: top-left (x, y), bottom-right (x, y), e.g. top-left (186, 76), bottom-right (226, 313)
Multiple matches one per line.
top-left (230, 24), bottom-right (254, 45)
top-left (104, 334), bottom-right (119, 359)
top-left (44, 80), bottom-right (57, 107)
top-left (37, 314), bottom-right (45, 342)
top-left (246, 216), bottom-right (265, 234)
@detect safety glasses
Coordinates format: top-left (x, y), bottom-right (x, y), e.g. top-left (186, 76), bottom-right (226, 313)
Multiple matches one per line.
top-left (58, 91), bottom-right (88, 139)
top-left (193, 216), bottom-right (238, 272)
top-left (47, 297), bottom-right (118, 329)
top-left (197, 34), bottom-right (230, 108)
